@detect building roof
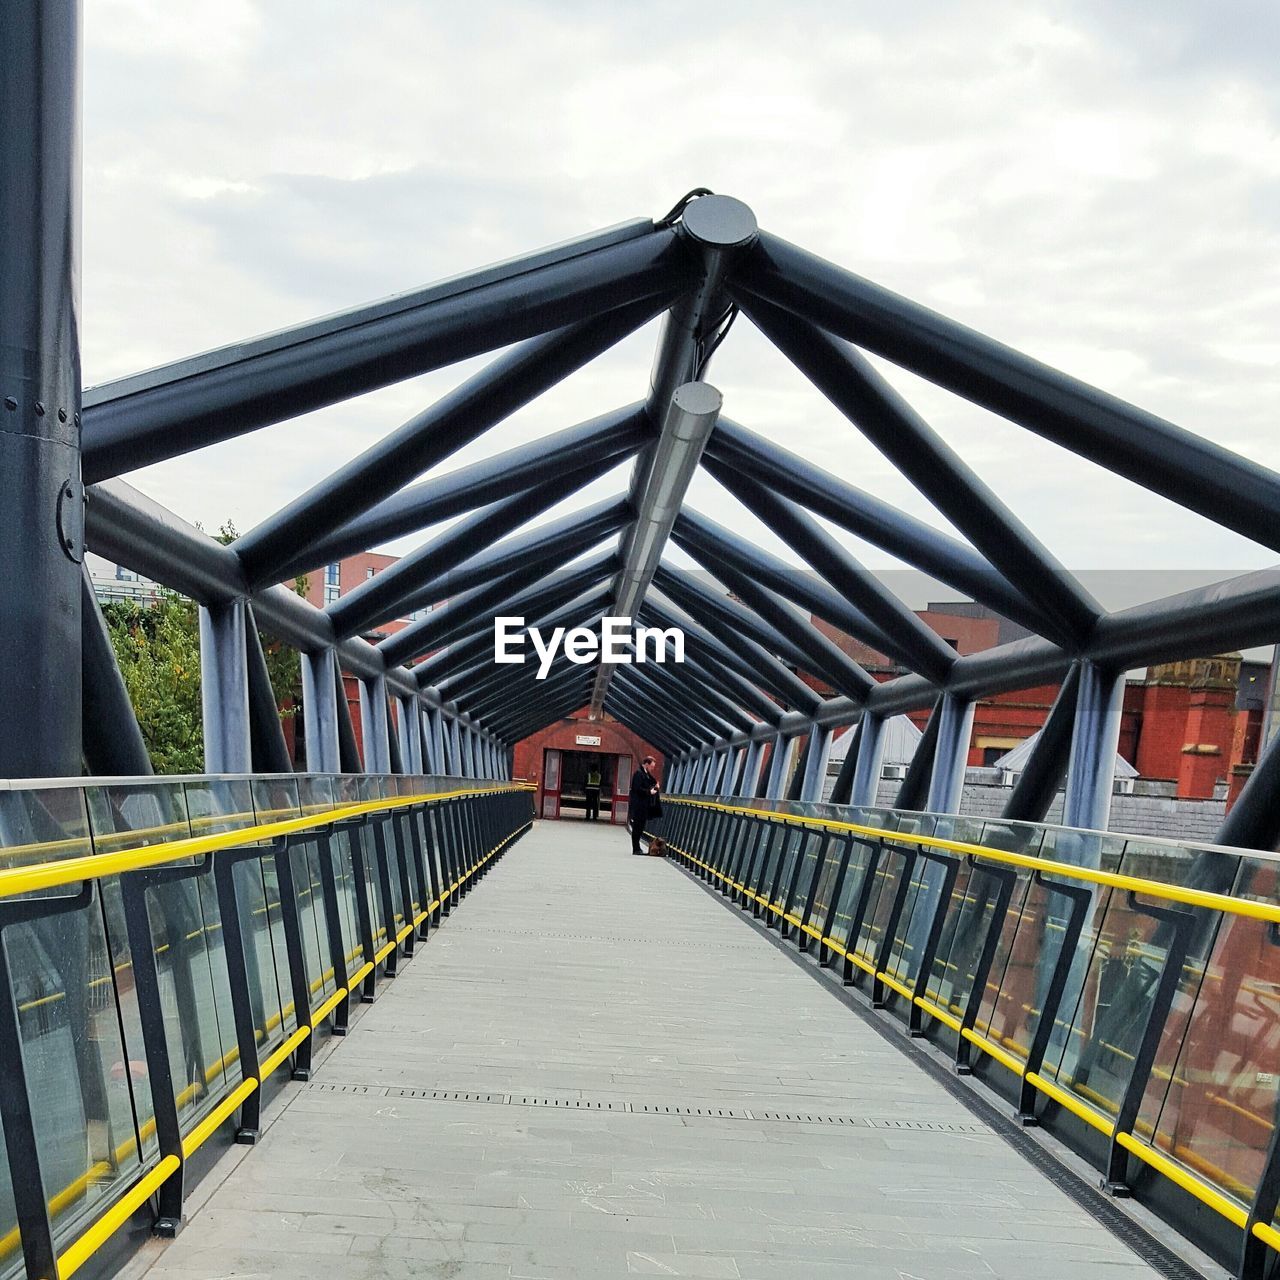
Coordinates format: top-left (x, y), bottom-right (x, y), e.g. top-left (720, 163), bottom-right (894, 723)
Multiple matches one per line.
top-left (830, 714), bottom-right (922, 766)
top-left (993, 731), bottom-right (1138, 778)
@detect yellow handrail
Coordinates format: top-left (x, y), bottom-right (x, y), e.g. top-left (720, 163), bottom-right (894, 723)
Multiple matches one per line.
top-left (0, 784), bottom-right (530, 901)
top-left (668, 798), bottom-right (1280, 925)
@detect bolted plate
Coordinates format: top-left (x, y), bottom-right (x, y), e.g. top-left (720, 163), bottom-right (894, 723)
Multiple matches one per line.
top-left (681, 195), bottom-right (758, 249)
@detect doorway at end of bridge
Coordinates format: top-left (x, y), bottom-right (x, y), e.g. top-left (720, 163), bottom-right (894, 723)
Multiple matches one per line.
top-left (540, 747), bottom-right (631, 824)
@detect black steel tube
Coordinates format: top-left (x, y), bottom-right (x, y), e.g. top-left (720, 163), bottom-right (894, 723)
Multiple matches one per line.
top-left (652, 568), bottom-right (822, 713)
top-left (235, 311), bottom-right (662, 588)
top-left (83, 226), bottom-right (691, 480)
top-left (0, 0), bottom-right (83, 777)
top-left (244, 603), bottom-right (294, 773)
top-left (706, 417), bottom-right (1053, 638)
top-left (273, 408), bottom-right (647, 582)
top-left (672, 518), bottom-right (877, 700)
top-left (692, 473), bottom-right (956, 683)
top-left (81, 567), bottom-right (154, 775)
top-left (330, 464), bottom-right (611, 639)
top-left (734, 230), bottom-right (1280, 554)
top-left (738, 297), bottom-right (1100, 648)
top-left (1001, 665), bottom-right (1080, 823)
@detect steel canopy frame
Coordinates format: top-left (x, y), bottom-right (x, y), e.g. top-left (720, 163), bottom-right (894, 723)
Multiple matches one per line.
top-left (8, 37), bottom-right (1278, 854)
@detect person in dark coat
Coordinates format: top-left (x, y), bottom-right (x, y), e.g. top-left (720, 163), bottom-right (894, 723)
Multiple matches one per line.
top-left (629, 756), bottom-right (659, 855)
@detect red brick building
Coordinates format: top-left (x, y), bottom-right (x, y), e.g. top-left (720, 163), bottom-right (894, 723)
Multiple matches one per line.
top-left (513, 709), bottom-right (663, 823)
top-left (810, 604), bottom-right (1268, 801)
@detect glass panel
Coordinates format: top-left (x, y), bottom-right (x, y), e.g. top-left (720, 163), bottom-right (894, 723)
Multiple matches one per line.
top-left (0, 785), bottom-right (92, 873)
top-left (297, 776), bottom-right (336, 820)
top-left (1030, 830), bottom-right (1129, 1088)
top-left (1143, 858), bottom-right (1277, 1211)
top-left (327, 827), bottom-right (363, 970)
top-left (288, 837), bottom-right (335, 1010)
top-left (7, 898), bottom-right (146, 1251)
top-left (826, 837), bottom-right (876, 949)
top-left (787, 831), bottom-right (824, 917)
top-left (380, 821), bottom-right (406, 935)
top-left (146, 872), bottom-right (239, 1131)
top-left (768, 827), bottom-right (804, 908)
top-left (854, 841), bottom-right (908, 967)
top-left (85, 782), bottom-right (191, 858)
top-left (251, 777), bottom-right (301, 829)
top-left (231, 857), bottom-right (291, 1050)
top-left (884, 817), bottom-right (948, 985)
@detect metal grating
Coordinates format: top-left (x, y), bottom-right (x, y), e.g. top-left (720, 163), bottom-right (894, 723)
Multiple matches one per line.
top-left (865, 1117), bottom-right (989, 1133)
top-left (305, 1082), bottom-right (991, 1130)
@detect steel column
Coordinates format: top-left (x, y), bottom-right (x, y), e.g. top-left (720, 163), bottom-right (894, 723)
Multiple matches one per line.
top-left (302, 648), bottom-right (342, 773)
top-left (400, 694), bottom-right (423, 772)
top-left (0, 0), bottom-right (83, 778)
top-left (244, 603), bottom-right (293, 773)
top-left (199, 598), bottom-right (252, 773)
top-left (737, 741), bottom-right (762, 798)
top-left (448, 716), bottom-right (462, 777)
top-left (765, 733), bottom-right (795, 801)
top-left (800, 724), bottom-right (832, 802)
top-left (1062, 661), bottom-right (1125, 831)
top-left (827, 722), bottom-right (860, 806)
top-left (359, 675), bottom-right (392, 773)
top-left (926, 693), bottom-right (974, 814)
top-left (850, 712), bottom-right (888, 808)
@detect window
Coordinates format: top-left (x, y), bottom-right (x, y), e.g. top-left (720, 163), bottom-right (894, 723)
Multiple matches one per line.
top-left (366, 567), bottom-right (375, 580)
top-left (325, 562), bottom-right (340, 587)
top-left (324, 584), bottom-right (340, 604)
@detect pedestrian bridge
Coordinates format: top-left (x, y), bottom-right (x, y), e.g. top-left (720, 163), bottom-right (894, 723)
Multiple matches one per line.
top-left (0, 775), bottom-right (1276, 1280)
top-left (9, 11), bottom-right (1280, 1277)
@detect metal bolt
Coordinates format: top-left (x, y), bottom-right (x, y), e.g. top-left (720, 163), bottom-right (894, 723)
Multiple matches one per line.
top-left (34, 401), bottom-right (45, 416)
top-left (3, 397), bottom-right (14, 411)
top-left (57, 408), bottom-right (67, 423)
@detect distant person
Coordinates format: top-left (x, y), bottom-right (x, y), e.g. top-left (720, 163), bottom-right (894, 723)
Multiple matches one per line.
top-left (585, 760), bottom-right (602, 821)
top-left (629, 756), bottom-right (660, 855)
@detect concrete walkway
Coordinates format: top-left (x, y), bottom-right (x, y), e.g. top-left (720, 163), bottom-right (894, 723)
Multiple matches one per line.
top-left (139, 819), bottom-right (1162, 1280)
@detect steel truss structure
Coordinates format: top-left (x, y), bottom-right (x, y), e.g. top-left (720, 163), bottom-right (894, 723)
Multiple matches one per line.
top-left (5, 1), bottom-right (1280, 856)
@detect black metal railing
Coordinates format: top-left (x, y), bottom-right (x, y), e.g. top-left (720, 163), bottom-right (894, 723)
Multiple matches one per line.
top-left (0, 774), bottom-right (533, 1280)
top-left (655, 794), bottom-right (1280, 1280)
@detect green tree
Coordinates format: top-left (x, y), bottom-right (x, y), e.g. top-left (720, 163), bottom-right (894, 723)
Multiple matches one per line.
top-left (104, 593), bottom-right (205, 773)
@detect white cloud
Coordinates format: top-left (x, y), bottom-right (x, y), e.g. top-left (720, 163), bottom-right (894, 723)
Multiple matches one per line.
top-left (81, 0), bottom-right (1280, 594)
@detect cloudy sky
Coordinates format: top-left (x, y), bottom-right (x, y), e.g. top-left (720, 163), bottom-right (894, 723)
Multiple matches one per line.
top-left (82, 1), bottom-right (1280, 607)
